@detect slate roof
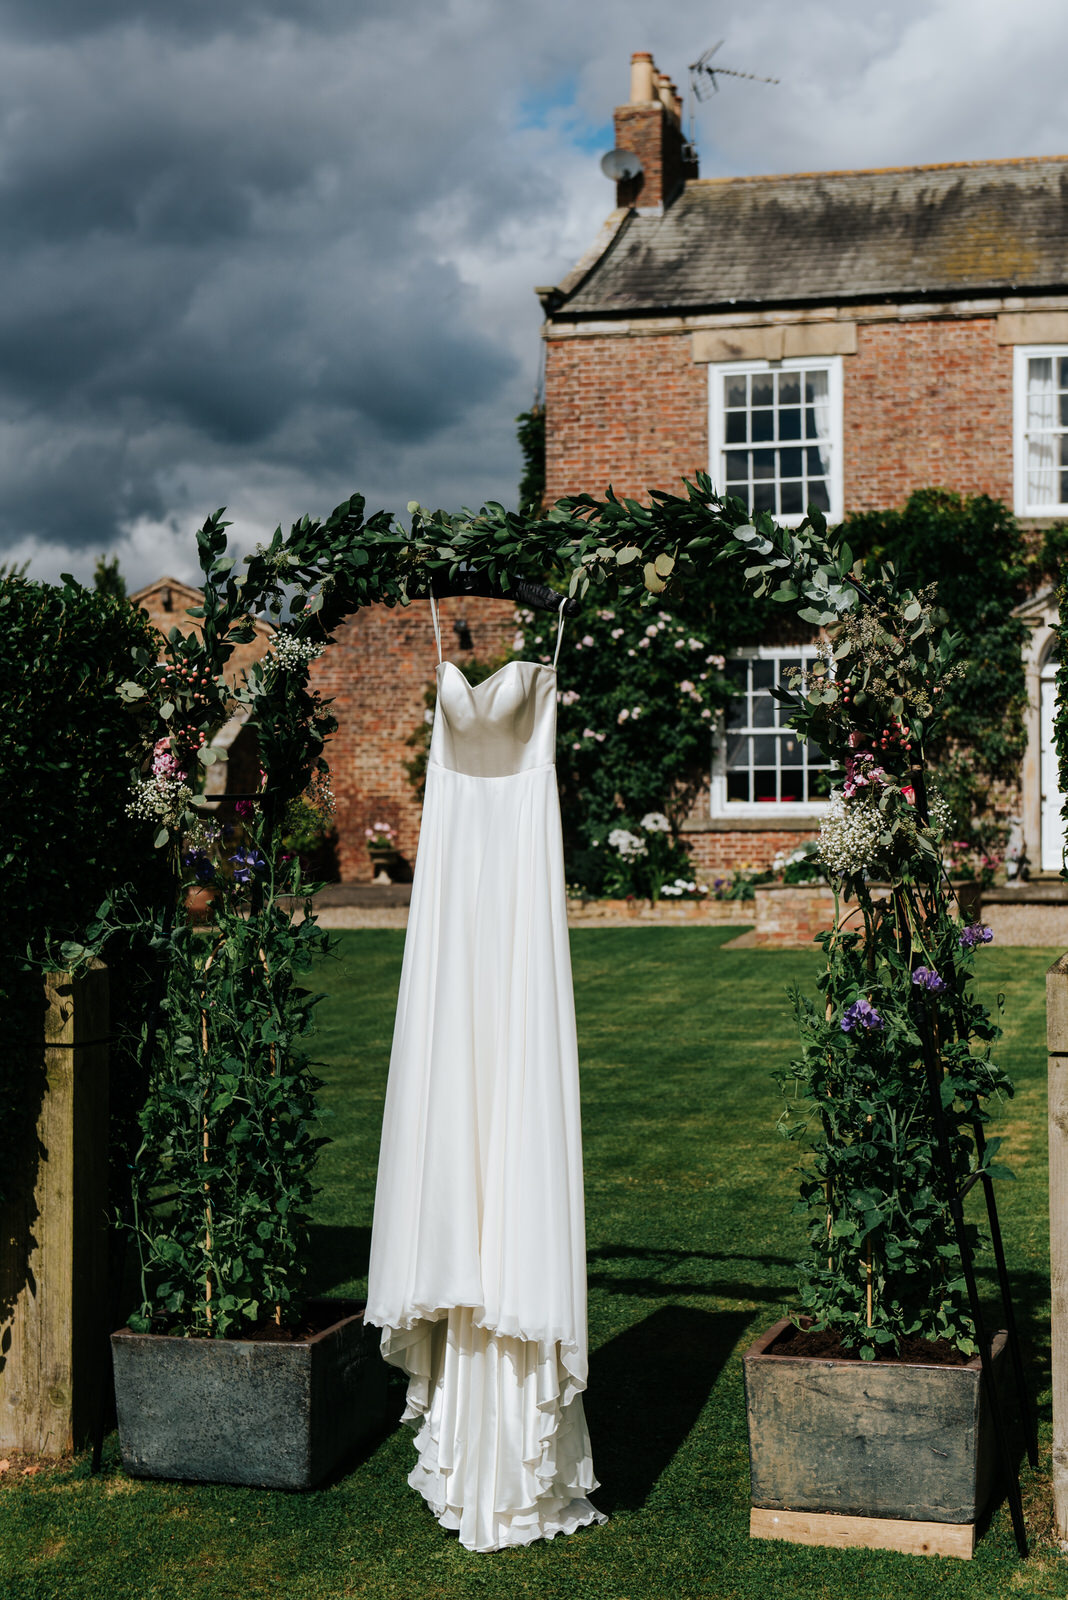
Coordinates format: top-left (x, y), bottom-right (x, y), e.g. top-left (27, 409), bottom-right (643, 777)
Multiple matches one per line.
top-left (555, 156), bottom-right (1068, 318)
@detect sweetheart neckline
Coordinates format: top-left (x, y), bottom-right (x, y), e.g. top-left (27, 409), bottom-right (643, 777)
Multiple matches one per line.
top-left (438, 659), bottom-right (556, 692)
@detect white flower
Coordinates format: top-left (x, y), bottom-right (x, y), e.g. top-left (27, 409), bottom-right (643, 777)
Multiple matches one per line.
top-left (127, 775), bottom-right (193, 829)
top-left (581, 634), bottom-right (595, 648)
top-left (689, 639), bottom-right (703, 651)
top-left (610, 627), bottom-right (624, 640)
top-left (558, 689), bottom-right (580, 706)
top-left (818, 790), bottom-right (884, 877)
top-left (640, 812), bottom-right (671, 833)
top-left (645, 624), bottom-right (658, 637)
top-left (617, 708), bottom-right (630, 724)
top-left (637, 638), bottom-right (650, 649)
top-left (598, 609), bottom-right (615, 622)
top-left (674, 640), bottom-right (686, 650)
top-left (271, 633), bottom-right (325, 669)
top-left (512, 633), bottom-right (525, 651)
top-left (706, 654), bottom-right (726, 669)
top-left (631, 706), bottom-right (643, 719)
top-left (608, 827), bottom-right (648, 861)
top-left (595, 732), bottom-right (606, 743)
top-left (582, 728), bottom-right (597, 740)
top-left (627, 649), bottom-right (637, 657)
top-left (700, 709), bottom-right (712, 720)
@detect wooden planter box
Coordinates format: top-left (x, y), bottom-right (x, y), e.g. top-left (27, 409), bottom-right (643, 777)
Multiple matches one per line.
top-left (111, 1300), bottom-right (387, 1489)
top-left (743, 1318), bottom-right (1007, 1559)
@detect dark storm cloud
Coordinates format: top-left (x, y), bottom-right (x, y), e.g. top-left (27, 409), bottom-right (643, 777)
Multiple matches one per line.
top-left (0, 13), bottom-right (521, 553)
top-left (2, 0), bottom-right (1067, 584)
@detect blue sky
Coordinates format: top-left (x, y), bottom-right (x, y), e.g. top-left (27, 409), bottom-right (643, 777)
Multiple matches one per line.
top-left (1, 0), bottom-right (1067, 589)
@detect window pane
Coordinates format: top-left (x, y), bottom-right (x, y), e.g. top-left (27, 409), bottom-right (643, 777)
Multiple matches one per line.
top-left (808, 479), bottom-right (831, 513)
top-left (779, 407), bottom-right (801, 440)
top-left (780, 447), bottom-right (803, 478)
top-left (753, 770), bottom-right (778, 801)
top-left (725, 410), bottom-right (747, 443)
top-left (753, 660), bottom-right (774, 691)
top-left (726, 733), bottom-right (749, 768)
top-left (727, 771), bottom-right (750, 803)
top-left (752, 449), bottom-right (776, 480)
top-left (805, 371), bottom-right (829, 403)
top-left (806, 445), bottom-right (826, 474)
top-left (753, 482), bottom-right (775, 511)
top-left (752, 693), bottom-right (775, 728)
top-left (778, 374), bottom-right (800, 405)
top-left (752, 409), bottom-right (774, 442)
top-left (725, 375), bottom-right (747, 408)
top-left (780, 735), bottom-right (803, 767)
top-left (1059, 392), bottom-right (1068, 428)
top-left (752, 735), bottom-right (777, 765)
top-left (780, 480), bottom-right (803, 515)
top-left (725, 450), bottom-right (748, 483)
top-left (1060, 356), bottom-right (1068, 389)
top-left (751, 375), bottom-right (774, 407)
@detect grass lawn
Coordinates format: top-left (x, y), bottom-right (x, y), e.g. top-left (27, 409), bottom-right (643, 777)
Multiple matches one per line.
top-left (1, 928), bottom-right (1064, 1599)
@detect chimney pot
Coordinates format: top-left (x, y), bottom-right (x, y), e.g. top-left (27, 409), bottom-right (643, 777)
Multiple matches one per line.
top-left (630, 51), bottom-right (656, 104)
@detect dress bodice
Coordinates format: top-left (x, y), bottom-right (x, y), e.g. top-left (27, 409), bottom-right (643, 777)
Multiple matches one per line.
top-left (428, 660), bottom-right (558, 778)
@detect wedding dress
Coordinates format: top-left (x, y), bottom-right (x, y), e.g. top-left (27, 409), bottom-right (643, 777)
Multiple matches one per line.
top-left (365, 596), bottom-right (604, 1553)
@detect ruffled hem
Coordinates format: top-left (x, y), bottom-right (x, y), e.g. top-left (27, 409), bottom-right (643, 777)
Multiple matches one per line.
top-left (376, 1306), bottom-right (606, 1552)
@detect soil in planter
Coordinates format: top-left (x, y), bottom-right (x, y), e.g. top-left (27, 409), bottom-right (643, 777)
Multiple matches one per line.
top-left (772, 1321), bottom-right (971, 1366)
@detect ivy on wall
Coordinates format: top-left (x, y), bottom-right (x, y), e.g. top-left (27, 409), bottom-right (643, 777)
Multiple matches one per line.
top-left (844, 490), bottom-right (1029, 850)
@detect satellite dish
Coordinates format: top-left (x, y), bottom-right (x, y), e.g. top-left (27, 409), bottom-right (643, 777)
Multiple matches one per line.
top-left (600, 148), bottom-right (644, 182)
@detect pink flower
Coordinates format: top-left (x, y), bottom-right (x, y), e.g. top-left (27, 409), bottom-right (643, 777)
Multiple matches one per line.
top-left (151, 737), bottom-right (186, 780)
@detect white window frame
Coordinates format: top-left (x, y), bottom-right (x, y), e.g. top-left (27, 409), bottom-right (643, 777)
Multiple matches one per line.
top-left (708, 355), bottom-right (844, 527)
top-left (710, 645), bottom-right (831, 819)
top-left (1013, 345), bottom-right (1068, 518)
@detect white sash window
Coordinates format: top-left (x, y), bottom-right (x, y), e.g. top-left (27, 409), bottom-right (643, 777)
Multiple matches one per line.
top-left (710, 648), bottom-right (832, 816)
top-left (709, 357), bottom-right (843, 525)
top-left (1014, 347), bottom-right (1068, 516)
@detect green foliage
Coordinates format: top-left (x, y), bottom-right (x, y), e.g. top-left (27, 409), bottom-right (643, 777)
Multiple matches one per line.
top-left (0, 572), bottom-right (166, 1204)
top-left (514, 600), bottom-right (733, 894)
top-left (1056, 577), bottom-right (1068, 877)
top-left (118, 880), bottom-right (330, 1337)
top-left (93, 552), bottom-right (128, 602)
top-left (516, 401), bottom-right (546, 512)
top-left (844, 490), bottom-right (1029, 846)
top-left (781, 902), bottom-right (1009, 1357)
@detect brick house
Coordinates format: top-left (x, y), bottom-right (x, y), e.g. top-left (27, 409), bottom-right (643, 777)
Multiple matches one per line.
top-left (533, 50), bottom-right (1068, 877)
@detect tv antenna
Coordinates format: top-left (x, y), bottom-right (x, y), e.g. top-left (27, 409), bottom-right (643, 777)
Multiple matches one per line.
top-left (688, 41), bottom-right (780, 149)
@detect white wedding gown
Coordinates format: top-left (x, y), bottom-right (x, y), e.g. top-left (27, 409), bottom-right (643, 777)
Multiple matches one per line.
top-left (365, 598), bottom-right (604, 1552)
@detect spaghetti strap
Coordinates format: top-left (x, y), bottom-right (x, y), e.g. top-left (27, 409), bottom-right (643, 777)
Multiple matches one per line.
top-left (552, 597), bottom-right (567, 670)
top-left (429, 593), bottom-right (443, 664)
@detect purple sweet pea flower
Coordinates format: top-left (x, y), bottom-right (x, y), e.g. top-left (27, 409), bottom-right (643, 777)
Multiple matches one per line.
top-left (959, 923), bottom-right (994, 950)
top-left (228, 846), bottom-right (267, 886)
top-left (912, 966), bottom-right (947, 993)
top-left (841, 998), bottom-right (885, 1033)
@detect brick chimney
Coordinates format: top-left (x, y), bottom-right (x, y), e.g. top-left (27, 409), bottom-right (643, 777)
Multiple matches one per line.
top-left (613, 51), bottom-right (696, 212)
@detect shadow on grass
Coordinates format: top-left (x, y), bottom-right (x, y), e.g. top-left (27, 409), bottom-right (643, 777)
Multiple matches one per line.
top-left (587, 1242), bottom-right (794, 1303)
top-left (306, 1224), bottom-right (372, 1297)
top-left (586, 1305), bottom-right (751, 1513)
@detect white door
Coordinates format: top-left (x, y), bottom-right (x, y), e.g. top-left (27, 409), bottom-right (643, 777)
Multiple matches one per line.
top-left (1041, 669), bottom-right (1066, 871)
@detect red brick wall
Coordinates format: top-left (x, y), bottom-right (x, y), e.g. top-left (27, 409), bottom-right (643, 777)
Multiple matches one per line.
top-left (544, 332), bottom-right (708, 502)
top-left (310, 597), bottom-right (518, 882)
top-left (844, 316), bottom-right (1013, 509)
top-left (545, 314), bottom-right (1015, 511)
top-left (683, 828), bottom-right (820, 878)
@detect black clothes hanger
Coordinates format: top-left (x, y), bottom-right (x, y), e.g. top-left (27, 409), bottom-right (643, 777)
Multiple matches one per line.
top-left (429, 565), bottom-right (581, 617)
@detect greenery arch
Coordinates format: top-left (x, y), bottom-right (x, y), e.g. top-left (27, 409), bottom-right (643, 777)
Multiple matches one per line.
top-left (101, 478), bottom-right (1009, 1365)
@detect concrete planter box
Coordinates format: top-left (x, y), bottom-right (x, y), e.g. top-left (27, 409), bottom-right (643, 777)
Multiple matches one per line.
top-left (111, 1300), bottom-right (387, 1489)
top-left (743, 1317), bottom-right (1007, 1558)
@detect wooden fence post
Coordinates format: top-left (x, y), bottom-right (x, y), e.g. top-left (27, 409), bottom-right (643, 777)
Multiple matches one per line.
top-left (0, 963), bottom-right (110, 1455)
top-left (1048, 953), bottom-right (1068, 1537)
